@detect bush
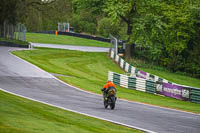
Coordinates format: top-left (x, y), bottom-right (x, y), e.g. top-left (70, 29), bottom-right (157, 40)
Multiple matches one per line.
top-left (97, 18), bottom-right (125, 38)
top-left (69, 15), bottom-right (97, 35)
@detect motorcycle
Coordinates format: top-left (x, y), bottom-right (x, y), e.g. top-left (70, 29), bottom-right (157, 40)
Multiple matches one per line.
top-left (102, 87), bottom-right (117, 110)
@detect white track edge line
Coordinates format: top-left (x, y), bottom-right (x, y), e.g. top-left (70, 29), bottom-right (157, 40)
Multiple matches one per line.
top-left (0, 88), bottom-right (155, 133)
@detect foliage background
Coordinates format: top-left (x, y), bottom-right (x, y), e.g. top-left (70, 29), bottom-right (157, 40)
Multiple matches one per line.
top-left (0, 0), bottom-right (199, 78)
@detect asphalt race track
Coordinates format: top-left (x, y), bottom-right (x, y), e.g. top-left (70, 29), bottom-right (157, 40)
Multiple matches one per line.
top-left (31, 43), bottom-right (109, 52)
top-left (0, 46), bottom-right (200, 133)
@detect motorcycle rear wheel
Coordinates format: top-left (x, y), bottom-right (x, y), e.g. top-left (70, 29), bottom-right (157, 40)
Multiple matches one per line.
top-left (110, 96), bottom-right (116, 110)
top-left (104, 100), bottom-right (108, 109)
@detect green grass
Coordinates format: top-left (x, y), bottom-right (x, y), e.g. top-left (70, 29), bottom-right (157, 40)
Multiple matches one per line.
top-left (0, 91), bottom-right (141, 133)
top-left (0, 37), bottom-right (29, 45)
top-left (26, 33), bottom-right (110, 47)
top-left (12, 48), bottom-right (200, 113)
top-left (127, 58), bottom-right (200, 88)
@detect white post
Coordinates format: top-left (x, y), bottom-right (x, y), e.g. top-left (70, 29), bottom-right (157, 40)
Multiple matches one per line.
top-left (115, 37), bottom-right (118, 54)
top-left (58, 23), bottom-right (60, 32)
top-left (109, 34), bottom-right (118, 54)
top-left (67, 23), bottom-right (70, 32)
top-left (63, 23), bottom-right (66, 32)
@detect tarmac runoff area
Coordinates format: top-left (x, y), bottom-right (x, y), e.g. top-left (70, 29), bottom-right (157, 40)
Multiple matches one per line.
top-left (0, 46), bottom-right (200, 133)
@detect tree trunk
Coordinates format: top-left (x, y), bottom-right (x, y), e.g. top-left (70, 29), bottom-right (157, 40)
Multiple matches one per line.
top-left (125, 43), bottom-right (131, 59)
top-left (125, 24), bottom-right (133, 59)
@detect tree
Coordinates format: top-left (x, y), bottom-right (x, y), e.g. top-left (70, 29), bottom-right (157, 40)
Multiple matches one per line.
top-left (25, 0), bottom-right (72, 31)
top-left (103, 0), bottom-right (139, 59)
top-left (0, 0), bottom-right (57, 32)
top-left (129, 0), bottom-right (200, 77)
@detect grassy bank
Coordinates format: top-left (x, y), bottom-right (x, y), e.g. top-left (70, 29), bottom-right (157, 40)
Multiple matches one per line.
top-left (26, 33), bottom-right (109, 47)
top-left (12, 48), bottom-right (200, 113)
top-left (0, 91), bottom-right (140, 133)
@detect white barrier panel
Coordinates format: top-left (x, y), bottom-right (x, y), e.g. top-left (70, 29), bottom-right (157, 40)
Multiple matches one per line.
top-left (125, 63), bottom-right (129, 72)
top-left (136, 77), bottom-right (146, 92)
top-left (108, 71), bottom-right (114, 81)
top-left (111, 51), bottom-right (114, 59)
top-left (131, 66), bottom-right (136, 75)
top-left (146, 73), bottom-right (150, 80)
top-left (154, 76), bottom-right (159, 82)
top-left (120, 75), bottom-right (128, 88)
top-left (120, 59), bottom-right (124, 68)
top-left (163, 79), bottom-right (168, 83)
top-left (115, 55), bottom-right (119, 63)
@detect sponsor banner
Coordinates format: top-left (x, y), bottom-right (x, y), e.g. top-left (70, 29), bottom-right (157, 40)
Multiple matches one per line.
top-left (156, 82), bottom-right (190, 101)
top-left (138, 70), bottom-right (147, 79)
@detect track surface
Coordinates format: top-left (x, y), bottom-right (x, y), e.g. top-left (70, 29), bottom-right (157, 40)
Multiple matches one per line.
top-left (0, 46), bottom-right (200, 133)
top-left (31, 43), bottom-right (109, 52)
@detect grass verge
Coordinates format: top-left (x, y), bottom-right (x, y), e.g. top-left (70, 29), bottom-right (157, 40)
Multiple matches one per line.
top-left (12, 48), bottom-right (200, 114)
top-left (26, 33), bottom-right (109, 47)
top-left (0, 90), bottom-right (141, 133)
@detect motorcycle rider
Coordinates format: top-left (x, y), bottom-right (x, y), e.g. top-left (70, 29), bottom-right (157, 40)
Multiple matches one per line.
top-left (101, 80), bottom-right (116, 100)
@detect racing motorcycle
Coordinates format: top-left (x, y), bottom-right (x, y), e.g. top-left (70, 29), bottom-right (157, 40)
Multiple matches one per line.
top-left (102, 87), bottom-right (117, 110)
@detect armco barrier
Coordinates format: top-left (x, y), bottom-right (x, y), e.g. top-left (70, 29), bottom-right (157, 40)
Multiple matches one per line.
top-left (58, 32), bottom-right (110, 43)
top-left (34, 31), bottom-right (110, 43)
top-left (0, 41), bottom-right (30, 48)
top-left (108, 71), bottom-right (200, 104)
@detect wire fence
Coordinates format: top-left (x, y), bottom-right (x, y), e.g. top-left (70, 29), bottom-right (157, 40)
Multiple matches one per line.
top-left (0, 22), bottom-right (26, 41)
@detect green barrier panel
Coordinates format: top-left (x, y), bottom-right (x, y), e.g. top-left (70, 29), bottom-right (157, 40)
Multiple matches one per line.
top-left (158, 78), bottom-right (163, 82)
top-left (123, 60), bottom-right (126, 70)
top-left (149, 74), bottom-right (155, 81)
top-left (146, 80), bottom-right (156, 94)
top-left (128, 77), bottom-right (136, 89)
top-left (118, 57), bottom-right (121, 65)
top-left (191, 89), bottom-right (200, 95)
top-left (128, 65), bottom-right (132, 73)
top-left (114, 53), bottom-right (116, 61)
top-left (190, 88), bottom-right (200, 103)
top-left (135, 69), bottom-right (139, 76)
top-left (113, 73), bottom-right (120, 85)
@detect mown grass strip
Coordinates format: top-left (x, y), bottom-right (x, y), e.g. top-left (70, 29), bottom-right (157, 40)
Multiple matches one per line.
top-left (12, 48), bottom-right (200, 113)
top-left (0, 90), bottom-right (141, 133)
top-left (26, 33), bottom-right (110, 47)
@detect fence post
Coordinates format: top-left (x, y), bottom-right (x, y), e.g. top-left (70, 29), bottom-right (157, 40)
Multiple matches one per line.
top-left (109, 34), bottom-right (118, 54)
